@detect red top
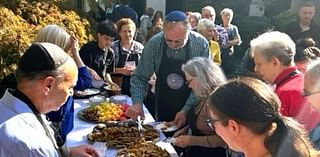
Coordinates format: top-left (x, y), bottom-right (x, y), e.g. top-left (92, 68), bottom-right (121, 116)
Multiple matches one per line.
top-left (274, 66), bottom-right (320, 130)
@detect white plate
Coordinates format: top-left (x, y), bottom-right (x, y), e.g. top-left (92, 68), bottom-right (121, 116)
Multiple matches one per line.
top-left (88, 95), bottom-right (105, 103)
top-left (76, 88), bottom-right (100, 96)
top-left (110, 95), bottom-right (129, 104)
top-left (163, 137), bottom-right (176, 144)
top-left (103, 85), bottom-right (121, 91)
top-left (155, 122), bottom-right (178, 132)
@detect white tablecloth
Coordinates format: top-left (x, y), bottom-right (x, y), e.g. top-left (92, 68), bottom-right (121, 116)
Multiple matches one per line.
top-left (65, 98), bottom-right (178, 157)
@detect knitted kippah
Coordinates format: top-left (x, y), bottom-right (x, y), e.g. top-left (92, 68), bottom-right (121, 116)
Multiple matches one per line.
top-left (165, 10), bottom-right (187, 22)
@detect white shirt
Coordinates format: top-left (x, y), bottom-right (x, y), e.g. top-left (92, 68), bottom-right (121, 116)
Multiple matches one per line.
top-left (0, 90), bottom-right (59, 157)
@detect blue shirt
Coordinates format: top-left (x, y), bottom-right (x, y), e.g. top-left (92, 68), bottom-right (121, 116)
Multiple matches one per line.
top-left (0, 90), bottom-right (59, 157)
top-left (47, 66), bottom-right (92, 143)
top-left (310, 123), bottom-right (320, 150)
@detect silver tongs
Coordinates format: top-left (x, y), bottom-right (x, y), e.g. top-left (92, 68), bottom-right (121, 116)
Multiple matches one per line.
top-left (137, 116), bottom-right (143, 137)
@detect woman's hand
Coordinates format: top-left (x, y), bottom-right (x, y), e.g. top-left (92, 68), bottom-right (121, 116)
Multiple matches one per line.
top-left (173, 135), bottom-right (191, 148)
top-left (173, 125), bottom-right (189, 137)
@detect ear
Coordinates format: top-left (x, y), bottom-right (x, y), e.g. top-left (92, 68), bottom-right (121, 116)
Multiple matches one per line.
top-left (228, 119), bottom-right (241, 136)
top-left (272, 57), bottom-right (281, 67)
top-left (42, 76), bottom-right (56, 95)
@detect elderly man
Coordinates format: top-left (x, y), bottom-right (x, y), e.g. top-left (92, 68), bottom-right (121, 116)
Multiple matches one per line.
top-left (126, 11), bottom-right (209, 128)
top-left (0, 43), bottom-right (98, 157)
top-left (285, 2), bottom-right (320, 45)
top-left (251, 31), bottom-right (320, 130)
top-left (201, 6), bottom-right (228, 48)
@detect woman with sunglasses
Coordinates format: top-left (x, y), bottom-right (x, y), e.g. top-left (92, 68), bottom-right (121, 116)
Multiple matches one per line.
top-left (173, 57), bottom-right (227, 157)
top-left (208, 77), bottom-right (319, 157)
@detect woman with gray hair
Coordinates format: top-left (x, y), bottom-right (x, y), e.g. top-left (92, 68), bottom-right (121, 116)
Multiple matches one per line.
top-left (173, 57), bottom-right (227, 157)
top-left (197, 18), bottom-right (221, 65)
top-left (220, 8), bottom-right (242, 78)
top-left (34, 24), bottom-right (93, 145)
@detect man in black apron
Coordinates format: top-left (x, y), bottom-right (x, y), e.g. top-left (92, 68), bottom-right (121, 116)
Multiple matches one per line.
top-left (127, 11), bottom-right (209, 128)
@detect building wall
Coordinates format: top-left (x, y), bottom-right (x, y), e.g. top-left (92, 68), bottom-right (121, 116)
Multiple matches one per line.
top-left (146, 0), bottom-right (166, 16)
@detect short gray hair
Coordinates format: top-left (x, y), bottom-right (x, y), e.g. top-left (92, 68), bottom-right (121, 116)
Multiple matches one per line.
top-left (220, 8), bottom-right (234, 20)
top-left (202, 6), bottom-right (216, 21)
top-left (15, 61), bottom-right (68, 83)
top-left (250, 31), bottom-right (296, 66)
top-left (305, 60), bottom-right (320, 90)
top-left (197, 18), bottom-right (215, 32)
top-left (34, 25), bottom-right (71, 52)
top-left (182, 57), bottom-right (226, 99)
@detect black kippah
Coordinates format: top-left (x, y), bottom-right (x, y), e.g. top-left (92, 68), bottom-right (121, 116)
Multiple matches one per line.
top-left (18, 43), bottom-right (69, 72)
top-left (165, 10), bottom-right (187, 22)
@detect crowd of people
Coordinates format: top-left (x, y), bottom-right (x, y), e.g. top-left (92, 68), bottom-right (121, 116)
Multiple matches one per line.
top-left (1, 1), bottom-right (320, 157)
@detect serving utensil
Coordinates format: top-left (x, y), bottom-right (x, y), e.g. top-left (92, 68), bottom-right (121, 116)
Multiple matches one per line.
top-left (137, 116), bottom-right (144, 137)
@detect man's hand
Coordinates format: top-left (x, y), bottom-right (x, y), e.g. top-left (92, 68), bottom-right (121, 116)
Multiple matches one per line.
top-left (69, 144), bottom-right (99, 157)
top-left (173, 135), bottom-right (191, 148)
top-left (173, 111), bottom-right (187, 128)
top-left (125, 103), bottom-right (145, 120)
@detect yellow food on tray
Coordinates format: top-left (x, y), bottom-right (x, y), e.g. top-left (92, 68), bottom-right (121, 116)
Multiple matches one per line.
top-left (81, 102), bottom-right (129, 122)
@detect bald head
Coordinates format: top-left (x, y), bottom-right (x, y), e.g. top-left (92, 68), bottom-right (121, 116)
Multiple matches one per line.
top-left (202, 6), bottom-right (216, 22)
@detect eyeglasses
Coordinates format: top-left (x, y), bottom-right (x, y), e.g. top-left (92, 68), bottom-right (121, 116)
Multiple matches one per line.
top-left (301, 90), bottom-right (320, 97)
top-left (206, 118), bottom-right (221, 130)
top-left (185, 78), bottom-right (193, 85)
top-left (164, 38), bottom-right (185, 45)
top-left (202, 14), bottom-right (213, 19)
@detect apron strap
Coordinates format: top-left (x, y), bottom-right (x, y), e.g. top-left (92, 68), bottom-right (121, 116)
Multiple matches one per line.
top-left (11, 89), bottom-right (69, 157)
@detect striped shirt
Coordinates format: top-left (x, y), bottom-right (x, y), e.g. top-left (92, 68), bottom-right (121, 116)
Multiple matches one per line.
top-left (130, 31), bottom-right (209, 112)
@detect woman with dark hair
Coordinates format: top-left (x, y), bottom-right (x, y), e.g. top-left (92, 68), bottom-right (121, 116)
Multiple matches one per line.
top-left (207, 77), bottom-right (319, 157)
top-left (295, 46), bottom-right (320, 73)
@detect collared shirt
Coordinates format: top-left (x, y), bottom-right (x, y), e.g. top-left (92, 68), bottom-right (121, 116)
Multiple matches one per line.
top-left (285, 20), bottom-right (320, 45)
top-left (0, 90), bottom-right (59, 157)
top-left (111, 40), bottom-right (144, 67)
top-left (130, 31), bottom-right (209, 113)
top-left (274, 66), bottom-right (320, 130)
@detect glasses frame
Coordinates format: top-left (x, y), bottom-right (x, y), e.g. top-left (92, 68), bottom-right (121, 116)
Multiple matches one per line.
top-left (301, 90), bottom-right (320, 97)
top-left (205, 118), bottom-right (221, 130)
top-left (185, 78), bottom-right (193, 85)
top-left (163, 33), bottom-right (188, 48)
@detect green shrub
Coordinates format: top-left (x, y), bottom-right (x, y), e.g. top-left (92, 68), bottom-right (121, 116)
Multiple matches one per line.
top-left (0, 0), bottom-right (94, 79)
